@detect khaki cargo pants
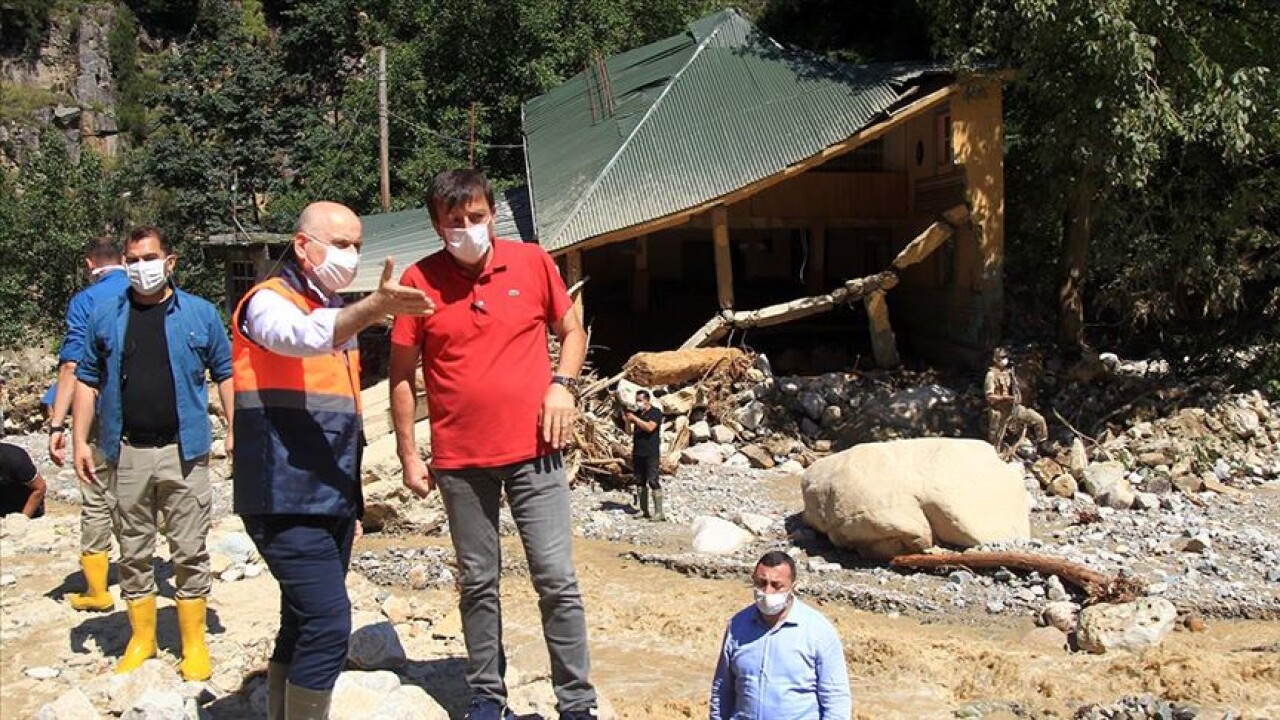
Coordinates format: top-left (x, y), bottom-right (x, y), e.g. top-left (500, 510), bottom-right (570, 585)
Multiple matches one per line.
top-left (110, 443), bottom-right (212, 600)
top-left (80, 444), bottom-right (116, 554)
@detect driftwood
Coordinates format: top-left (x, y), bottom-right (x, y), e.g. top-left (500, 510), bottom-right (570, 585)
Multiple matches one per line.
top-left (681, 271), bottom-right (900, 349)
top-left (890, 551), bottom-right (1145, 604)
top-left (624, 347), bottom-right (747, 386)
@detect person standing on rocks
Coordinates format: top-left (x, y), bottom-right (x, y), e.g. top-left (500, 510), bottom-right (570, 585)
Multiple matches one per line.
top-left (388, 169), bottom-right (598, 720)
top-left (232, 201), bottom-right (433, 720)
top-left (710, 551), bottom-right (852, 720)
top-left (0, 441), bottom-right (47, 518)
top-left (623, 389), bottom-right (664, 521)
top-left (984, 347), bottom-right (1047, 451)
top-left (71, 226), bottom-right (233, 681)
top-left (48, 236), bottom-right (130, 612)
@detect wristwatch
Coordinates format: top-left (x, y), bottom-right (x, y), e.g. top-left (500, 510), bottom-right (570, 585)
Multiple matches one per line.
top-left (49, 424), bottom-right (65, 435)
top-left (550, 374), bottom-right (581, 394)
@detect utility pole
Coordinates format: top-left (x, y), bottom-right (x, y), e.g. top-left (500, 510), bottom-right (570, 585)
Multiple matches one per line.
top-left (378, 45), bottom-right (390, 212)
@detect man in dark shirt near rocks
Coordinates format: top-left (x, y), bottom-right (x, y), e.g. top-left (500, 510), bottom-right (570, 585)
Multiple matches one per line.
top-left (624, 390), bottom-right (664, 521)
top-left (0, 442), bottom-right (47, 518)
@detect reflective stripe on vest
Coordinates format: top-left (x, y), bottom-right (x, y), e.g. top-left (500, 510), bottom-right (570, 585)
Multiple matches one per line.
top-left (230, 275), bottom-right (363, 516)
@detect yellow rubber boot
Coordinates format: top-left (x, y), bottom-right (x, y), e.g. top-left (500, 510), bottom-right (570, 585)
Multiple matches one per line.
top-left (176, 597), bottom-right (212, 681)
top-left (116, 595), bottom-right (158, 674)
top-left (69, 552), bottom-right (115, 612)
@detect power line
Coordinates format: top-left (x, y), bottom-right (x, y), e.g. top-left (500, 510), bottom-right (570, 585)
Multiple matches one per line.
top-left (388, 109), bottom-right (525, 150)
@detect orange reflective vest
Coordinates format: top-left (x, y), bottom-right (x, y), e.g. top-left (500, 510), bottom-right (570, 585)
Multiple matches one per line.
top-left (231, 270), bottom-right (363, 516)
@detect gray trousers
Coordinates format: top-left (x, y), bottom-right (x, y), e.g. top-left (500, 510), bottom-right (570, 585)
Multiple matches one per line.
top-left (435, 453), bottom-right (596, 714)
top-left (81, 444), bottom-right (116, 554)
top-left (111, 443), bottom-right (212, 599)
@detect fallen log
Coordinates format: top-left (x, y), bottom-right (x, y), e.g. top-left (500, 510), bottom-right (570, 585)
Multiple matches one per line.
top-left (890, 551), bottom-right (1145, 603)
top-left (624, 347), bottom-right (747, 386)
top-left (680, 271), bottom-right (898, 349)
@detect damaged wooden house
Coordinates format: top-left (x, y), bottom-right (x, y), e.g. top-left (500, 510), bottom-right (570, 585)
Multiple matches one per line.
top-left (522, 8), bottom-right (1006, 370)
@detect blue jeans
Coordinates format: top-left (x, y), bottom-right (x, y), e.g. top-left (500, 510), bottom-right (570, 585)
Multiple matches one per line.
top-left (435, 453), bottom-right (596, 714)
top-left (244, 512), bottom-right (355, 691)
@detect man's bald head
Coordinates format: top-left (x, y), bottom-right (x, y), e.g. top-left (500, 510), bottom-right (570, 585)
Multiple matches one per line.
top-left (297, 201), bottom-right (361, 240)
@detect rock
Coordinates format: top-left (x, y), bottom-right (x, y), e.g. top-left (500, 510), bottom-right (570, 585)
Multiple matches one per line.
top-left (347, 621), bottom-right (407, 670)
top-left (690, 516), bottom-right (754, 556)
top-left (1069, 439), bottom-right (1088, 478)
top-left (109, 659), bottom-right (183, 714)
top-left (381, 594), bottom-right (413, 624)
top-left (1095, 477), bottom-right (1136, 510)
top-left (119, 691), bottom-right (194, 720)
top-left (2, 512), bottom-right (30, 538)
top-left (209, 531), bottom-right (257, 565)
top-left (680, 444), bottom-right (723, 466)
top-left (1077, 598), bottom-right (1178, 654)
top-left (615, 379), bottom-right (648, 410)
top-left (1022, 626), bottom-right (1069, 652)
top-left (776, 459), bottom-right (804, 474)
top-left (734, 401), bottom-right (766, 431)
top-left (1137, 451), bottom-right (1172, 467)
top-left (330, 671), bottom-right (447, 720)
top-left (242, 563), bottom-right (263, 578)
top-left (689, 420), bottom-right (712, 443)
top-left (820, 405), bottom-right (842, 427)
top-left (221, 567), bottom-right (244, 582)
top-left (737, 512), bottom-right (774, 537)
top-left (1031, 458), bottom-right (1065, 487)
top-left (800, 439), bottom-right (1030, 560)
top-left (1048, 474), bottom-right (1077, 499)
top-left (658, 386), bottom-right (700, 416)
top-left (407, 565), bottom-right (430, 590)
top-left (1045, 575), bottom-right (1070, 602)
top-left (710, 424), bottom-right (737, 444)
top-left (723, 453), bottom-right (751, 469)
top-left (362, 479), bottom-right (445, 533)
top-left (1081, 461), bottom-right (1126, 498)
top-left (1172, 474), bottom-right (1204, 494)
top-left (738, 444), bottom-right (775, 469)
top-left (1132, 492), bottom-right (1160, 511)
top-left (798, 391), bottom-right (826, 421)
top-left (35, 688), bottom-right (103, 720)
top-left (0, 573), bottom-right (15, 586)
top-left (1179, 535), bottom-right (1211, 554)
top-left (1039, 601), bottom-right (1080, 633)
top-left (26, 666), bottom-right (61, 679)
top-left (208, 553), bottom-right (233, 576)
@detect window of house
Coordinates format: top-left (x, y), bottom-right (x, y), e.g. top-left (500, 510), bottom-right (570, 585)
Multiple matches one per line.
top-left (229, 259), bottom-right (257, 309)
top-left (817, 138), bottom-right (885, 172)
top-left (937, 112), bottom-right (954, 166)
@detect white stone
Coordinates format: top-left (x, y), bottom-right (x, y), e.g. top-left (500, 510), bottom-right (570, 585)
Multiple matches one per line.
top-left (36, 688), bottom-right (104, 720)
top-left (710, 424), bottom-right (737, 444)
top-left (347, 621), bottom-right (407, 670)
top-left (220, 567), bottom-right (244, 582)
top-left (723, 453), bottom-right (751, 469)
top-left (690, 516), bottom-right (754, 556)
top-left (119, 690), bottom-right (193, 720)
top-left (737, 512), bottom-right (774, 537)
top-left (241, 563), bottom-right (264, 578)
top-left (1095, 477), bottom-right (1136, 510)
top-left (680, 444), bottom-right (724, 466)
top-left (801, 439), bottom-right (1030, 560)
top-left (1082, 461), bottom-right (1126, 498)
top-left (1069, 438), bottom-right (1088, 478)
top-left (1039, 601), bottom-right (1080, 633)
top-left (26, 666), bottom-right (61, 679)
top-left (2, 512), bottom-right (30, 538)
top-left (615, 379), bottom-right (647, 411)
top-left (209, 531), bottom-right (257, 564)
top-left (0, 573), bottom-right (16, 586)
top-left (1077, 597), bottom-right (1178, 654)
top-left (776, 460), bottom-right (805, 475)
top-left (109, 659), bottom-right (182, 715)
top-left (734, 401), bottom-right (766, 431)
top-left (657, 386), bottom-right (700, 416)
top-left (689, 420), bottom-right (712, 443)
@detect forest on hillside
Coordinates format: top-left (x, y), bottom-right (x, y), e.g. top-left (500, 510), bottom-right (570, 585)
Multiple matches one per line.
top-left (0, 0), bottom-right (1277, 386)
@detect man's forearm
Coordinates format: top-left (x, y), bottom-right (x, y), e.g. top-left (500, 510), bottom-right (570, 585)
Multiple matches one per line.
top-left (22, 479), bottom-right (46, 517)
top-left (50, 361), bottom-right (77, 426)
top-left (389, 378), bottom-right (419, 460)
top-left (217, 378), bottom-right (234, 430)
top-left (333, 293), bottom-right (387, 348)
top-left (555, 326), bottom-right (587, 378)
top-left (71, 381), bottom-right (95, 448)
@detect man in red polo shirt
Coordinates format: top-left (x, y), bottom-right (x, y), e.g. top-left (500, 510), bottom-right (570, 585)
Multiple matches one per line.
top-left (388, 169), bottom-right (595, 720)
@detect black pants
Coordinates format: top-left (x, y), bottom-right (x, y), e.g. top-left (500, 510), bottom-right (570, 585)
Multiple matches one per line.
top-left (244, 512), bottom-right (356, 691)
top-left (633, 454), bottom-right (660, 489)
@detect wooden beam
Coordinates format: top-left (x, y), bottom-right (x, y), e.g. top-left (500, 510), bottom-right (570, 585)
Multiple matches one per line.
top-left (551, 84), bottom-right (960, 257)
top-left (712, 206), bottom-right (734, 310)
top-left (631, 234), bottom-right (649, 312)
top-left (864, 289), bottom-right (900, 368)
top-left (891, 204), bottom-right (969, 270)
top-left (681, 271), bottom-right (898, 348)
top-left (805, 225), bottom-right (826, 294)
top-left (566, 249), bottom-right (584, 318)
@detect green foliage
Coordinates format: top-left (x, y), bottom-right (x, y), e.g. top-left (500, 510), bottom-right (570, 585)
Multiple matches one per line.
top-left (0, 82), bottom-right (70, 123)
top-left (0, 131), bottom-right (115, 344)
top-left (932, 0), bottom-right (1280, 338)
top-left (0, 0), bottom-right (57, 57)
top-left (108, 3), bottom-right (153, 144)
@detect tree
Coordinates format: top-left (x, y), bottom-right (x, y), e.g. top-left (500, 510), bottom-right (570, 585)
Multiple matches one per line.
top-left (932, 0), bottom-right (1280, 347)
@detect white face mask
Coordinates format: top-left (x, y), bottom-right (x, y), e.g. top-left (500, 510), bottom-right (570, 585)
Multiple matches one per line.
top-left (311, 242), bottom-right (359, 294)
top-left (754, 588), bottom-right (791, 616)
top-left (444, 223), bottom-right (492, 265)
top-left (127, 259), bottom-right (169, 295)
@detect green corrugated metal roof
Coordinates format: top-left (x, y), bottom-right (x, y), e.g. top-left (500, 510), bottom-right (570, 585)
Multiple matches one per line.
top-left (522, 8), bottom-right (951, 253)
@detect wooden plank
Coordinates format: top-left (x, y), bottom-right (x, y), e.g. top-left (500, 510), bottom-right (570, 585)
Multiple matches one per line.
top-left (631, 235), bottom-right (649, 312)
top-left (680, 314), bottom-right (731, 349)
top-left (552, 84), bottom-right (960, 257)
top-left (805, 225), bottom-right (826, 294)
top-left (566, 249), bottom-right (584, 318)
top-left (891, 221), bottom-right (953, 270)
top-left (712, 206), bottom-right (734, 310)
top-left (865, 289), bottom-right (900, 368)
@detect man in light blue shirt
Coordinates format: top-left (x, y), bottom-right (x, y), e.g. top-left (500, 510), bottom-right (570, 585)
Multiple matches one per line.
top-left (710, 551), bottom-right (852, 720)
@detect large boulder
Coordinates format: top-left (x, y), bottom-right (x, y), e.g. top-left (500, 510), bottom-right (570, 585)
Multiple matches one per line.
top-left (35, 689), bottom-right (103, 720)
top-left (361, 479), bottom-right (445, 533)
top-left (330, 671), bottom-right (447, 720)
top-left (1077, 598), bottom-right (1178, 654)
top-left (801, 438), bottom-right (1030, 560)
top-left (347, 621), bottom-right (407, 670)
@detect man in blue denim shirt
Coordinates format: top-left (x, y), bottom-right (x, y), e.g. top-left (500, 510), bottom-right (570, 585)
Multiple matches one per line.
top-left (46, 236), bottom-right (130, 613)
top-left (710, 551), bottom-right (852, 720)
top-left (72, 226), bottom-right (233, 681)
